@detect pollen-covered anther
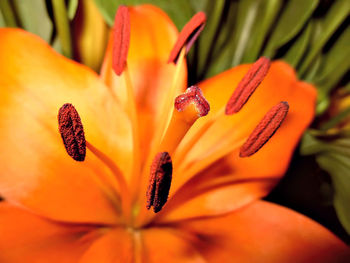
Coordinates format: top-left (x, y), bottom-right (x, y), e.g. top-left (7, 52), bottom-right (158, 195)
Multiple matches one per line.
top-left (112, 5), bottom-right (130, 76)
top-left (175, 86), bottom-right (210, 120)
top-left (58, 103), bottom-right (86, 161)
top-left (226, 57), bottom-right (271, 115)
top-left (240, 101), bottom-right (289, 157)
top-left (168, 12), bottom-right (206, 64)
top-left (146, 152), bottom-right (173, 213)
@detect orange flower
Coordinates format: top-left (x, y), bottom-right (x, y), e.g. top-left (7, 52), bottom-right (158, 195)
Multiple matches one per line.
top-left (0, 4), bottom-right (348, 263)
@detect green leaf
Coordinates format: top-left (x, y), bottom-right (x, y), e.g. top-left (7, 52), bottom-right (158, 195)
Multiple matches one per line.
top-left (299, 0), bottom-right (350, 75)
top-left (315, 87), bottom-right (331, 116)
top-left (12, 0), bottom-right (52, 42)
top-left (302, 131), bottom-right (350, 234)
top-left (196, 0), bottom-right (225, 78)
top-left (52, 0), bottom-right (72, 57)
top-left (52, 35), bottom-right (62, 54)
top-left (315, 27), bottom-right (350, 82)
top-left (303, 53), bottom-right (322, 82)
top-left (319, 56), bottom-right (350, 93)
top-left (68, 0), bottom-right (79, 20)
top-left (230, 0), bottom-right (261, 66)
top-left (189, 0), bottom-right (208, 12)
top-left (203, 2), bottom-right (239, 78)
top-left (314, 27), bottom-right (350, 93)
top-left (93, 0), bottom-right (194, 29)
top-left (317, 153), bottom-right (350, 234)
top-left (0, 9), bottom-right (5, 27)
top-left (283, 22), bottom-right (312, 68)
top-left (92, 0), bottom-right (118, 26)
top-left (0, 0), bottom-right (18, 27)
top-left (263, 0), bottom-right (318, 57)
top-left (300, 132), bottom-right (325, 155)
top-left (241, 0), bottom-right (282, 63)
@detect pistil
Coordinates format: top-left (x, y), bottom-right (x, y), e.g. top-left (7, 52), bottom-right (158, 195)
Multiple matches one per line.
top-left (159, 86), bottom-right (210, 154)
top-left (149, 11), bottom-right (207, 160)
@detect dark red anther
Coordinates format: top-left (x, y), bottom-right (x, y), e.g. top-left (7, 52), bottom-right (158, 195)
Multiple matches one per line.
top-left (174, 86), bottom-right (210, 117)
top-left (146, 152), bottom-right (173, 213)
top-left (112, 5), bottom-right (130, 76)
top-left (240, 101), bottom-right (289, 157)
top-left (226, 57), bottom-right (271, 115)
top-left (58, 104), bottom-right (86, 161)
top-left (168, 12), bottom-right (206, 64)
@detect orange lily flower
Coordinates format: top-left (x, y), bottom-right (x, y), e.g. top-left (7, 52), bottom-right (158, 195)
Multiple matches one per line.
top-left (0, 4), bottom-right (348, 263)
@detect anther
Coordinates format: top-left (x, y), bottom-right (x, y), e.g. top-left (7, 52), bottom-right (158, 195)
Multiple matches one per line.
top-left (58, 103), bottom-right (86, 161)
top-left (146, 152), bottom-right (173, 213)
top-left (168, 12), bottom-right (206, 64)
top-left (112, 5), bottom-right (130, 76)
top-left (226, 57), bottom-right (271, 115)
top-left (175, 86), bottom-right (210, 120)
top-left (240, 101), bottom-right (289, 157)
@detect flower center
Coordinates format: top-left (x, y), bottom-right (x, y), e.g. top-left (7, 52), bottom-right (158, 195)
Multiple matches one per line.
top-left (56, 9), bottom-right (291, 224)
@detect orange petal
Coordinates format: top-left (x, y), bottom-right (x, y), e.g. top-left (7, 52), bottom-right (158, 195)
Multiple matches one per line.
top-left (180, 201), bottom-right (350, 263)
top-left (159, 61), bottom-right (316, 222)
top-left (0, 202), bottom-right (99, 263)
top-left (79, 228), bottom-right (134, 263)
top-left (154, 175), bottom-right (276, 223)
top-left (142, 228), bottom-right (206, 263)
top-left (0, 28), bottom-right (132, 224)
top-left (101, 4), bottom-right (187, 162)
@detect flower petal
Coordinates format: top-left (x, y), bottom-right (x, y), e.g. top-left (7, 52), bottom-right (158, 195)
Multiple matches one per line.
top-left (79, 228), bottom-right (134, 263)
top-left (0, 28), bottom-right (131, 224)
top-left (101, 4), bottom-right (187, 163)
top-left (142, 228), bottom-right (206, 263)
top-left (160, 61), bottom-right (316, 222)
top-left (0, 202), bottom-right (98, 263)
top-left (179, 201), bottom-right (350, 263)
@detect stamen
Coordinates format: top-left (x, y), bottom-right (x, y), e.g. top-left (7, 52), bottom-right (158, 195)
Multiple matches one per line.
top-left (112, 5), bottom-right (130, 76)
top-left (226, 57), bottom-right (271, 115)
top-left (112, 5), bottom-right (141, 197)
top-left (240, 101), bottom-right (289, 157)
top-left (175, 86), bottom-right (210, 121)
top-left (146, 152), bottom-right (173, 213)
top-left (58, 103), bottom-right (86, 161)
top-left (159, 86), bottom-right (210, 154)
top-left (168, 12), bottom-right (206, 64)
